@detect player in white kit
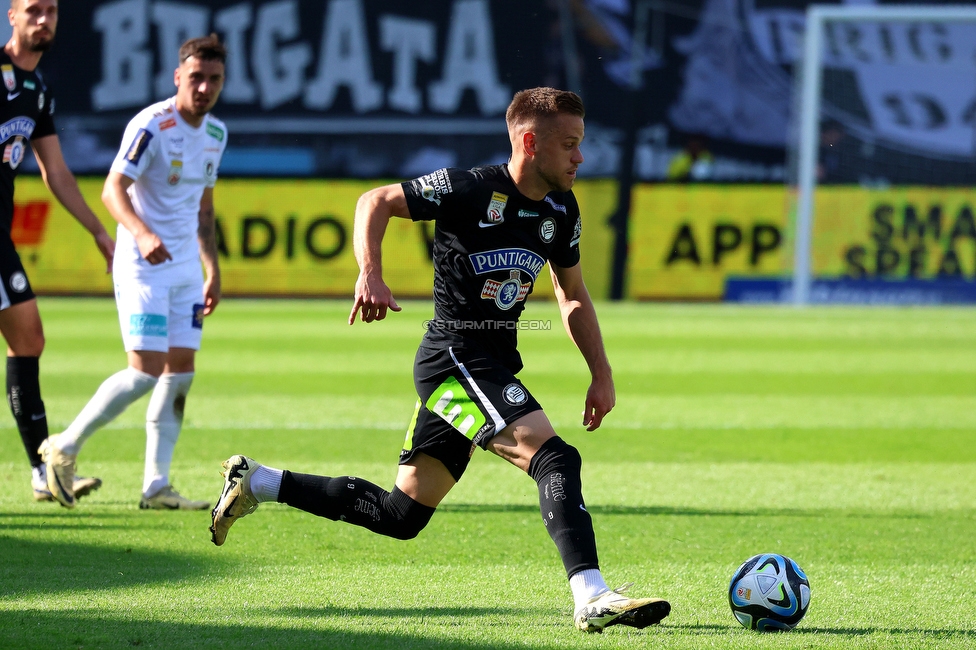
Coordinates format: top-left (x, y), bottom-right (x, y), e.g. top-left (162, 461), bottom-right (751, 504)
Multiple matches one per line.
top-left (40, 34), bottom-right (227, 509)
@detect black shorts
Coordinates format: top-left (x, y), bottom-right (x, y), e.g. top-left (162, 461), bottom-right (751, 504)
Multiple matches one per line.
top-left (0, 234), bottom-right (35, 310)
top-left (400, 343), bottom-right (542, 482)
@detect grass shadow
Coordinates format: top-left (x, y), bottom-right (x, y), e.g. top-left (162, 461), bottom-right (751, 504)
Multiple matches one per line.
top-left (0, 535), bottom-right (221, 598)
top-left (0, 611), bottom-right (585, 650)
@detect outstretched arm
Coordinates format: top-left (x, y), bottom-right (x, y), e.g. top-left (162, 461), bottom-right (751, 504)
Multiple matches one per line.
top-left (348, 183), bottom-right (410, 324)
top-left (550, 262), bottom-right (615, 431)
top-left (31, 135), bottom-right (115, 272)
top-left (198, 187), bottom-right (220, 316)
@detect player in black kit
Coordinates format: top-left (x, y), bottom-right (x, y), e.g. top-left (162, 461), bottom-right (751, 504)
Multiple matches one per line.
top-left (0, 0), bottom-right (114, 501)
top-left (210, 88), bottom-right (670, 632)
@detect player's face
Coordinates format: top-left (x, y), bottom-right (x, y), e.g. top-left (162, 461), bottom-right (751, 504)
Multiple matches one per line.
top-left (175, 57), bottom-right (225, 117)
top-left (533, 113), bottom-right (585, 193)
top-left (9, 0), bottom-right (58, 52)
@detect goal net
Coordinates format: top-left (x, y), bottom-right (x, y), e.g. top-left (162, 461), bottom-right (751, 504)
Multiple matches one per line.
top-left (791, 5), bottom-right (976, 304)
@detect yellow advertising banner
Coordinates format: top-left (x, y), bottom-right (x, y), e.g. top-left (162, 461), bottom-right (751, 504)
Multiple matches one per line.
top-left (627, 185), bottom-right (791, 299)
top-left (627, 184), bottom-right (976, 300)
top-left (13, 177), bottom-right (616, 300)
top-left (815, 186), bottom-right (976, 280)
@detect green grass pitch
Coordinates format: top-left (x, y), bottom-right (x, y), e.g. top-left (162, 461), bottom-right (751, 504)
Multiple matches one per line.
top-left (1, 297), bottom-right (975, 649)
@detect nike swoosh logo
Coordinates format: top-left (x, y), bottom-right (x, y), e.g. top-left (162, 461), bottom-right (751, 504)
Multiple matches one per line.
top-left (478, 220), bottom-right (501, 228)
top-left (7, 92), bottom-right (19, 100)
top-left (31, 413), bottom-right (46, 421)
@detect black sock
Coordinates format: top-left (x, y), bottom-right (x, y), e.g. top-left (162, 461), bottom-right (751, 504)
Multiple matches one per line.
top-left (6, 356), bottom-right (47, 468)
top-left (278, 471), bottom-right (435, 540)
top-left (528, 436), bottom-right (600, 577)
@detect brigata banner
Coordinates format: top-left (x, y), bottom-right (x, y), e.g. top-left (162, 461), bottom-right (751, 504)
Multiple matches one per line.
top-left (11, 178), bottom-right (616, 300)
top-left (3, 0), bottom-right (967, 181)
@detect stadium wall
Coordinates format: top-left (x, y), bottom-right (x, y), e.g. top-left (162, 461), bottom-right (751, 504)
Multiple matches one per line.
top-left (15, 178), bottom-right (973, 301)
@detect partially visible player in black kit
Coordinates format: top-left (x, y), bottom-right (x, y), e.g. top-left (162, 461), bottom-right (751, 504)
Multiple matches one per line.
top-left (0, 0), bottom-right (114, 501)
top-left (210, 87), bottom-right (670, 633)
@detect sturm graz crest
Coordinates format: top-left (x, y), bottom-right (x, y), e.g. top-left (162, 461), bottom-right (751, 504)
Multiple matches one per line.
top-left (502, 383), bottom-right (527, 406)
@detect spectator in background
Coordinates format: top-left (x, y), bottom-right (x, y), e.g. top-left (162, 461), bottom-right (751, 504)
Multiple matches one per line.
top-left (817, 119), bottom-right (846, 183)
top-left (667, 134), bottom-right (713, 182)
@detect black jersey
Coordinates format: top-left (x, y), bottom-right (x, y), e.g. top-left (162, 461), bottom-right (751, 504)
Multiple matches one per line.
top-left (402, 164), bottom-right (582, 372)
top-left (0, 51), bottom-right (55, 236)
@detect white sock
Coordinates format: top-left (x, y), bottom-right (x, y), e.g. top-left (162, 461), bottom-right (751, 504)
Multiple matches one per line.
top-left (569, 569), bottom-right (610, 609)
top-left (57, 367), bottom-right (158, 455)
top-left (249, 465), bottom-right (284, 503)
top-left (143, 372), bottom-right (194, 496)
top-left (32, 465), bottom-right (45, 484)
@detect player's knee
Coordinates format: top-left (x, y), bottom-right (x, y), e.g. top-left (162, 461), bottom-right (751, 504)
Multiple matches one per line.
top-left (9, 331), bottom-right (44, 357)
top-left (386, 488), bottom-right (435, 540)
top-left (388, 519), bottom-right (427, 541)
top-left (528, 436), bottom-right (581, 484)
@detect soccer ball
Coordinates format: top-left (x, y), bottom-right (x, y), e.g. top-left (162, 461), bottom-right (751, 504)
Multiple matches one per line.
top-left (728, 553), bottom-right (810, 632)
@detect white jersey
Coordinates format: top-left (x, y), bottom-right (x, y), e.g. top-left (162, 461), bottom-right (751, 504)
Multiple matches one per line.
top-left (110, 96), bottom-right (227, 283)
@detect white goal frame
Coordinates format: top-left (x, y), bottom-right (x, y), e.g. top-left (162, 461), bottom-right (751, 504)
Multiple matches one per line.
top-left (793, 4), bottom-right (976, 305)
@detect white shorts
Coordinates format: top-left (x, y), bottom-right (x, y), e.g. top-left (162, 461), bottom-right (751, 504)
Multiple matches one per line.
top-left (115, 278), bottom-right (205, 353)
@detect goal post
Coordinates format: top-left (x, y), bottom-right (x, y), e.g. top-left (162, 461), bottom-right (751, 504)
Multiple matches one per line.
top-left (792, 4), bottom-right (976, 305)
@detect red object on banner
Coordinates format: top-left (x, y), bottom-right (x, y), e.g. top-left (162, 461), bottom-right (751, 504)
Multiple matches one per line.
top-left (10, 201), bottom-right (50, 245)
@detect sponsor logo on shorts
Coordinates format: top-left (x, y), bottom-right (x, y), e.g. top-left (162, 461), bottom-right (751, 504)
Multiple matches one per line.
top-left (539, 218), bottom-right (556, 243)
top-left (502, 383), bottom-right (527, 406)
top-left (192, 303), bottom-right (205, 329)
top-left (426, 376), bottom-right (488, 439)
top-left (125, 129), bottom-right (153, 164)
top-left (129, 313), bottom-right (167, 337)
top-left (9, 271), bottom-right (28, 293)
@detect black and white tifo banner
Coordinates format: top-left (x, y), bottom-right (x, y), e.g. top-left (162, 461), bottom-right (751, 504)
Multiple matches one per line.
top-left (669, 0), bottom-right (976, 159)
